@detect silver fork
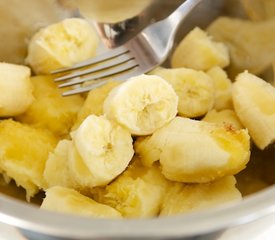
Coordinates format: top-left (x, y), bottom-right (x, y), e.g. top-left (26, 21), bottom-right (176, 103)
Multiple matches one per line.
top-left (52, 0), bottom-right (203, 96)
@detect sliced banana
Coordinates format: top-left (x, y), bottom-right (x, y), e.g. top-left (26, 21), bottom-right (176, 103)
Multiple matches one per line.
top-left (202, 109), bottom-right (243, 130)
top-left (171, 27), bottom-right (229, 71)
top-left (135, 117), bottom-right (250, 183)
top-left (103, 74), bottom-right (178, 136)
top-left (152, 67), bottom-right (214, 118)
top-left (26, 18), bottom-right (99, 74)
top-left (69, 115), bottom-right (134, 187)
top-left (0, 63), bottom-right (33, 117)
top-left (41, 186), bottom-right (122, 218)
top-left (160, 176), bottom-right (241, 216)
top-left (91, 157), bottom-right (169, 218)
top-left (207, 66), bottom-right (233, 110)
top-left (232, 71), bottom-right (275, 149)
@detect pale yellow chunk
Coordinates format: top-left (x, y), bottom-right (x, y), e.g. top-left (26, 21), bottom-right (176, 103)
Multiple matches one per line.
top-left (16, 75), bottom-right (84, 137)
top-left (41, 186), bottom-right (122, 219)
top-left (232, 71), bottom-right (275, 149)
top-left (171, 27), bottom-right (229, 71)
top-left (160, 176), bottom-right (242, 216)
top-left (26, 18), bottom-right (99, 74)
top-left (0, 120), bottom-right (58, 200)
top-left (135, 117), bottom-right (250, 183)
top-left (92, 158), bottom-right (169, 218)
top-left (202, 109), bottom-right (243, 130)
top-left (207, 66), bottom-right (233, 110)
top-left (152, 67), bottom-right (214, 118)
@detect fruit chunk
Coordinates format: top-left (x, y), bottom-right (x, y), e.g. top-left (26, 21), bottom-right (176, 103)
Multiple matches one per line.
top-left (135, 117), bottom-right (250, 183)
top-left (103, 74), bottom-right (178, 135)
top-left (0, 120), bottom-right (58, 200)
top-left (151, 67), bottom-right (214, 118)
top-left (207, 66), bottom-right (233, 110)
top-left (0, 63), bottom-right (33, 117)
top-left (202, 109), bottom-right (243, 130)
top-left (16, 75), bottom-right (84, 137)
top-left (91, 157), bottom-right (169, 218)
top-left (171, 27), bottom-right (229, 71)
top-left (232, 71), bottom-right (275, 149)
top-left (160, 176), bottom-right (241, 216)
top-left (26, 18), bottom-right (99, 74)
top-left (69, 115), bottom-right (134, 188)
top-left (41, 186), bottom-right (122, 218)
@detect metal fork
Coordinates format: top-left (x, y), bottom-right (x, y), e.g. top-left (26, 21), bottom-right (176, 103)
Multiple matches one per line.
top-left (52, 0), bottom-right (203, 96)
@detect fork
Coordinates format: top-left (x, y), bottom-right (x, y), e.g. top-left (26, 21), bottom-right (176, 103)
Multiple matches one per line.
top-left (52, 0), bottom-right (203, 96)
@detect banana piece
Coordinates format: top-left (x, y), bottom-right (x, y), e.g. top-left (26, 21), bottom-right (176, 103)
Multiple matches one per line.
top-left (0, 63), bottom-right (33, 117)
top-left (41, 186), bottom-right (122, 218)
top-left (135, 117), bottom-right (250, 183)
top-left (171, 27), bottom-right (229, 71)
top-left (202, 109), bottom-right (243, 130)
top-left (26, 18), bottom-right (99, 74)
top-left (0, 119), bottom-right (58, 200)
top-left (91, 157), bottom-right (169, 218)
top-left (207, 66), bottom-right (233, 110)
top-left (151, 67), bottom-right (214, 118)
top-left (16, 75), bottom-right (84, 137)
top-left (103, 74), bottom-right (178, 135)
top-left (69, 115), bottom-right (134, 188)
top-left (232, 71), bottom-right (275, 149)
top-left (160, 176), bottom-right (241, 216)
top-left (73, 81), bottom-right (120, 130)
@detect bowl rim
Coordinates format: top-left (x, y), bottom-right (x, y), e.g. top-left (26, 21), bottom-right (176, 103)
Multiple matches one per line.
top-left (1, 185), bottom-right (275, 239)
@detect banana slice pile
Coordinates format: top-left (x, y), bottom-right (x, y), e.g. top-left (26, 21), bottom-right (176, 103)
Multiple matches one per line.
top-left (0, 15), bottom-right (274, 219)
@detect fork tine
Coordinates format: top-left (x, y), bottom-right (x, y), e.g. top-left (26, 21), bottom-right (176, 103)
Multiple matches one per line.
top-left (58, 59), bottom-right (138, 88)
top-left (51, 46), bottom-right (129, 74)
top-left (54, 53), bottom-right (134, 82)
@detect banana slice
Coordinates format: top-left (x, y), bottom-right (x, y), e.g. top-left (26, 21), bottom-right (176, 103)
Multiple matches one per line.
top-left (160, 176), bottom-right (241, 216)
top-left (0, 63), bottom-right (33, 117)
top-left (103, 74), bottom-right (178, 135)
top-left (151, 67), bottom-right (214, 118)
top-left (232, 71), bottom-right (275, 149)
top-left (171, 27), bottom-right (229, 71)
top-left (26, 18), bottom-right (99, 74)
top-left (207, 66), bottom-right (233, 110)
top-left (91, 157), bottom-right (169, 218)
top-left (202, 109), bottom-right (243, 130)
top-left (135, 117), bottom-right (250, 183)
top-left (41, 186), bottom-right (122, 218)
top-left (69, 115), bottom-right (134, 187)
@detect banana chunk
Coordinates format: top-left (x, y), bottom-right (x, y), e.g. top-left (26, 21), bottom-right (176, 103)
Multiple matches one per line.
top-left (135, 117), bottom-right (250, 183)
top-left (202, 109), bottom-right (243, 130)
top-left (207, 66), bottom-right (233, 110)
top-left (26, 18), bottom-right (99, 74)
top-left (232, 71), bottom-right (275, 149)
top-left (41, 186), bottom-right (122, 219)
top-left (152, 67), bottom-right (214, 118)
top-left (103, 74), bottom-right (178, 135)
top-left (171, 27), bottom-right (229, 71)
top-left (69, 115), bottom-right (134, 188)
top-left (0, 63), bottom-right (33, 117)
top-left (91, 157), bottom-right (169, 218)
top-left (160, 176), bottom-right (241, 216)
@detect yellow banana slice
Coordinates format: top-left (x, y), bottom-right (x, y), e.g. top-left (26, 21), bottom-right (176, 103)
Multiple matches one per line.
top-left (0, 63), bottom-right (33, 117)
top-left (69, 115), bottom-right (134, 187)
top-left (171, 27), bottom-right (229, 71)
top-left (232, 71), bottom-right (275, 149)
top-left (41, 186), bottom-right (122, 218)
top-left (152, 67), bottom-right (214, 118)
top-left (135, 117), bottom-right (250, 183)
top-left (103, 74), bottom-right (178, 135)
top-left (160, 176), bottom-right (241, 216)
top-left (26, 18), bottom-right (99, 74)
